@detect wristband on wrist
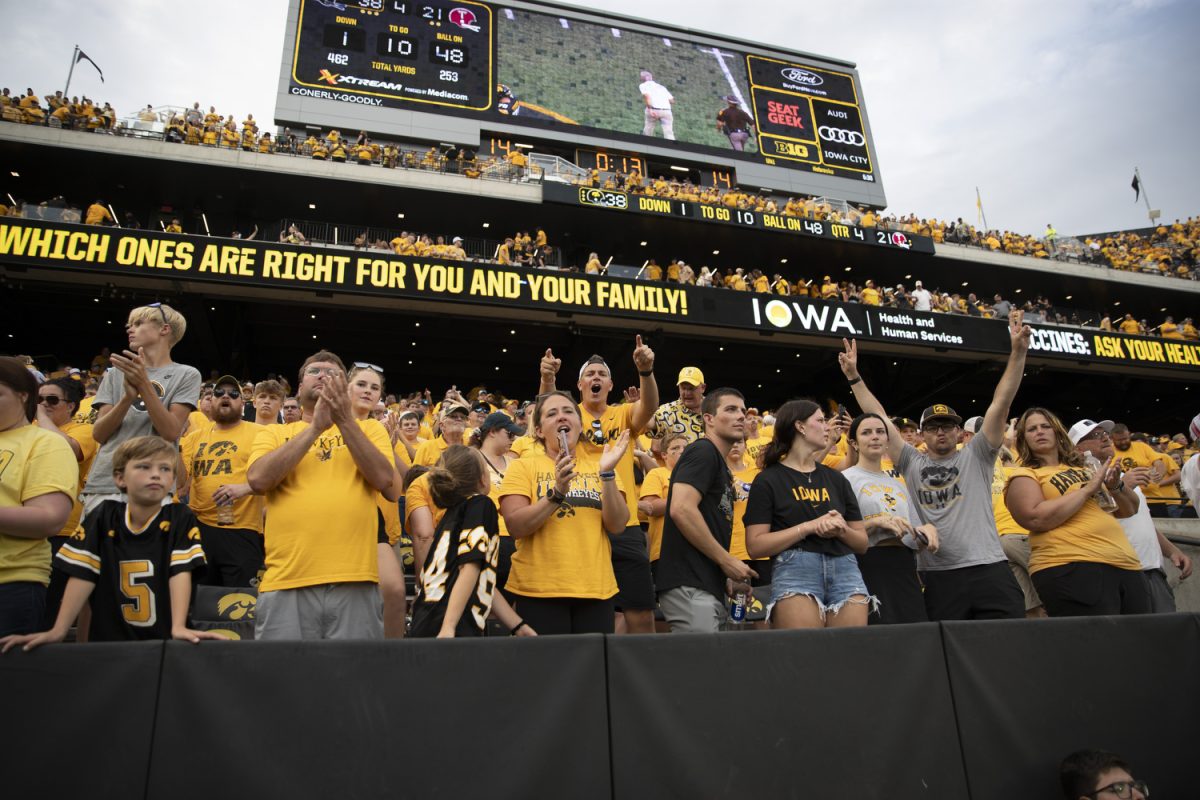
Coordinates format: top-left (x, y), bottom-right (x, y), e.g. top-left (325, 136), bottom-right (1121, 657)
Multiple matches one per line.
top-left (510, 620), bottom-right (528, 636)
top-left (638, 369), bottom-right (653, 376)
top-left (547, 487), bottom-right (567, 504)
top-left (599, 470), bottom-right (616, 480)
top-left (847, 377), bottom-right (862, 386)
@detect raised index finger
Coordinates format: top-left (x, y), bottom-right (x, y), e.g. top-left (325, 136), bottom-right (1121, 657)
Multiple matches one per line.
top-left (635, 334), bottom-right (643, 349)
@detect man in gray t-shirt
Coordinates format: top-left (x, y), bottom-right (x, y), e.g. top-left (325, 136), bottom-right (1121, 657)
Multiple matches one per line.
top-left (898, 431), bottom-right (1007, 571)
top-left (839, 309), bottom-right (1033, 620)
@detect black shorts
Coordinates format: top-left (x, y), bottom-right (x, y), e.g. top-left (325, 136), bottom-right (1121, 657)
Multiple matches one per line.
top-left (496, 535), bottom-right (517, 603)
top-left (376, 507), bottom-right (388, 545)
top-left (197, 523), bottom-right (265, 589)
top-left (511, 595), bottom-right (615, 635)
top-left (1031, 562), bottom-right (1151, 617)
top-left (744, 559), bottom-right (773, 588)
top-left (608, 525), bottom-right (656, 611)
top-left (920, 561), bottom-right (1024, 621)
top-left (856, 545), bottom-right (928, 625)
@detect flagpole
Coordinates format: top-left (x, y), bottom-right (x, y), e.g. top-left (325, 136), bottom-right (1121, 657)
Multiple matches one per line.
top-left (1134, 167), bottom-right (1154, 215)
top-left (975, 186), bottom-right (989, 231)
top-left (63, 45), bottom-right (79, 98)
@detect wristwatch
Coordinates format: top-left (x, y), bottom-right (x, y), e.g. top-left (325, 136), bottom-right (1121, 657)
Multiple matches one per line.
top-left (547, 487), bottom-right (567, 505)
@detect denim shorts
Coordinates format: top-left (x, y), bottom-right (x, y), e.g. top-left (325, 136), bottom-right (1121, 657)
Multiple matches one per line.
top-left (770, 548), bottom-right (876, 619)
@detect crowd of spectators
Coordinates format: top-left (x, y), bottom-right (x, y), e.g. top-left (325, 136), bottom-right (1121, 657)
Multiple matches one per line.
top-left (0, 301), bottom-right (1195, 652)
top-left (3, 88), bottom-right (1196, 285)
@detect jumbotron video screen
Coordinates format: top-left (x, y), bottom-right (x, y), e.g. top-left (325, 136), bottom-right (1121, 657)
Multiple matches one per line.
top-left (280, 0), bottom-right (883, 196)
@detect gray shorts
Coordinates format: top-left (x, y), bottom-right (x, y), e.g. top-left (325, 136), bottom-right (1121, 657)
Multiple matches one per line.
top-left (255, 582), bottom-right (383, 641)
top-left (657, 585), bottom-right (726, 634)
top-left (1145, 568), bottom-right (1176, 614)
top-left (1000, 534), bottom-right (1042, 612)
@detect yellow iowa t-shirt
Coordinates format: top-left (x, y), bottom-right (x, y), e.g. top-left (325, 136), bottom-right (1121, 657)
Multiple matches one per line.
top-left (1008, 464), bottom-right (1140, 574)
top-left (500, 452), bottom-right (623, 599)
top-left (639, 466), bottom-right (670, 561)
top-left (249, 420), bottom-right (392, 591)
top-left (181, 420), bottom-right (265, 531)
top-left (0, 425), bottom-right (78, 584)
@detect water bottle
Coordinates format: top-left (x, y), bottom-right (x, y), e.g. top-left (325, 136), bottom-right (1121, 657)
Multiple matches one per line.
top-left (216, 495), bottom-right (235, 526)
top-left (730, 585), bottom-right (748, 626)
top-left (1084, 453), bottom-right (1118, 513)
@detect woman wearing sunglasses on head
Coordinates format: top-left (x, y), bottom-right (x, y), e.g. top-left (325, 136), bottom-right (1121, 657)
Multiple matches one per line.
top-left (347, 362), bottom-right (409, 638)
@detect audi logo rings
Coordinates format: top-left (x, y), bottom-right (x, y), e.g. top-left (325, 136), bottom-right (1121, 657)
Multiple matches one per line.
top-left (818, 126), bottom-right (865, 146)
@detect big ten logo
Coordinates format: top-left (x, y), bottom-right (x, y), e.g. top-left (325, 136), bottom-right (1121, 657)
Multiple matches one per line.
top-left (192, 440), bottom-right (238, 477)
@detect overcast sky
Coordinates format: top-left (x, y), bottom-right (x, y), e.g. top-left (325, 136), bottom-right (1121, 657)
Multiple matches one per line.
top-left (2, 0), bottom-right (1196, 237)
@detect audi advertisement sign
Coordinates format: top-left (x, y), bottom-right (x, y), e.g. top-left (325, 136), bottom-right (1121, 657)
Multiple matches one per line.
top-left (745, 54), bottom-right (875, 178)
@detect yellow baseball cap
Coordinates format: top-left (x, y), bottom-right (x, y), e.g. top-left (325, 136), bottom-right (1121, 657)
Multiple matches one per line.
top-left (677, 367), bottom-right (705, 386)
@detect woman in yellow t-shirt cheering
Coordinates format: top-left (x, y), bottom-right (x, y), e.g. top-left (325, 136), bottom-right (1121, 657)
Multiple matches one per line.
top-left (500, 390), bottom-right (630, 634)
top-left (1004, 408), bottom-right (1147, 617)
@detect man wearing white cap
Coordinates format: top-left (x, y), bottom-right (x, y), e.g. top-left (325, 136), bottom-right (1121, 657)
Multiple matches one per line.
top-left (910, 281), bottom-right (932, 312)
top-left (1072, 418), bottom-right (1192, 612)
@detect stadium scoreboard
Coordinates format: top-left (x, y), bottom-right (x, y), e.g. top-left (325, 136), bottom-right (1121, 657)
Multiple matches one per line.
top-left (277, 0), bottom-right (887, 205)
top-left (290, 0), bottom-right (493, 110)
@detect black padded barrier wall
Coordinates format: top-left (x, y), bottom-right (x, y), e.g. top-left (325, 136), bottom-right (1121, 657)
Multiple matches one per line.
top-left (0, 641), bottom-right (164, 798)
top-left (941, 613), bottom-right (1199, 800)
top-left (606, 624), bottom-right (970, 799)
top-left (5, 617), bottom-right (1196, 799)
top-left (145, 636), bottom-right (612, 800)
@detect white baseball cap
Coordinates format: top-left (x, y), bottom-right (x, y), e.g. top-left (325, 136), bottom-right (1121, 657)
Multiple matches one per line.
top-left (1067, 418), bottom-right (1114, 445)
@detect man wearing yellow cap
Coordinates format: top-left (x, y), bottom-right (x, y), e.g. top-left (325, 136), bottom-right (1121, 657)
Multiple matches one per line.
top-left (648, 367), bottom-right (706, 454)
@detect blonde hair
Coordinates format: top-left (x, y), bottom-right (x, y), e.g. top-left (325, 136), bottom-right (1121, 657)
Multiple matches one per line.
top-left (112, 435), bottom-right (181, 480)
top-left (127, 303), bottom-right (186, 346)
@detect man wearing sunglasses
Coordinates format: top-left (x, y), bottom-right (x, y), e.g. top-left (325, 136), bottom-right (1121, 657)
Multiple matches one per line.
top-left (538, 335), bottom-right (659, 634)
top-left (36, 379), bottom-right (99, 628)
top-left (179, 376), bottom-right (266, 588)
top-left (839, 309), bottom-right (1032, 621)
top-left (82, 303), bottom-right (201, 516)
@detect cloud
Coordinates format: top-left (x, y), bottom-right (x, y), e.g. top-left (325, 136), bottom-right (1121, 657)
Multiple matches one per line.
top-left (0, 0), bottom-right (1194, 236)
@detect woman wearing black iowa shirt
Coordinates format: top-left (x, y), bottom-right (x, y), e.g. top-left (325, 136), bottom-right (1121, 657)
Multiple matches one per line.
top-left (745, 399), bottom-right (869, 629)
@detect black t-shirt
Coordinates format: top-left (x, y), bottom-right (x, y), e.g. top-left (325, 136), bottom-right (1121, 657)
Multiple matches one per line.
top-left (54, 501), bottom-right (206, 641)
top-left (655, 438), bottom-right (735, 601)
top-left (409, 494), bottom-right (499, 638)
top-left (744, 463), bottom-right (863, 557)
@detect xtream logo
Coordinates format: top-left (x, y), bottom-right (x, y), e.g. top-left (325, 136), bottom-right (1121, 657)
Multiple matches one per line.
top-left (751, 298), bottom-right (859, 335)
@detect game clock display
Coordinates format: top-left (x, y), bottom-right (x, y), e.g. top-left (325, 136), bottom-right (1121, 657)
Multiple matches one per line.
top-left (291, 0), bottom-right (493, 111)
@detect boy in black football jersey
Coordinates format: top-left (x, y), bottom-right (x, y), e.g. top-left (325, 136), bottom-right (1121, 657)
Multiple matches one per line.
top-left (1, 436), bottom-right (221, 651)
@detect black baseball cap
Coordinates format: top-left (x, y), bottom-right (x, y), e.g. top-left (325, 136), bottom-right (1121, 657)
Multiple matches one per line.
top-left (471, 402), bottom-right (491, 413)
top-left (480, 412), bottom-right (522, 435)
top-left (920, 404), bottom-right (962, 428)
top-left (893, 416), bottom-right (919, 431)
